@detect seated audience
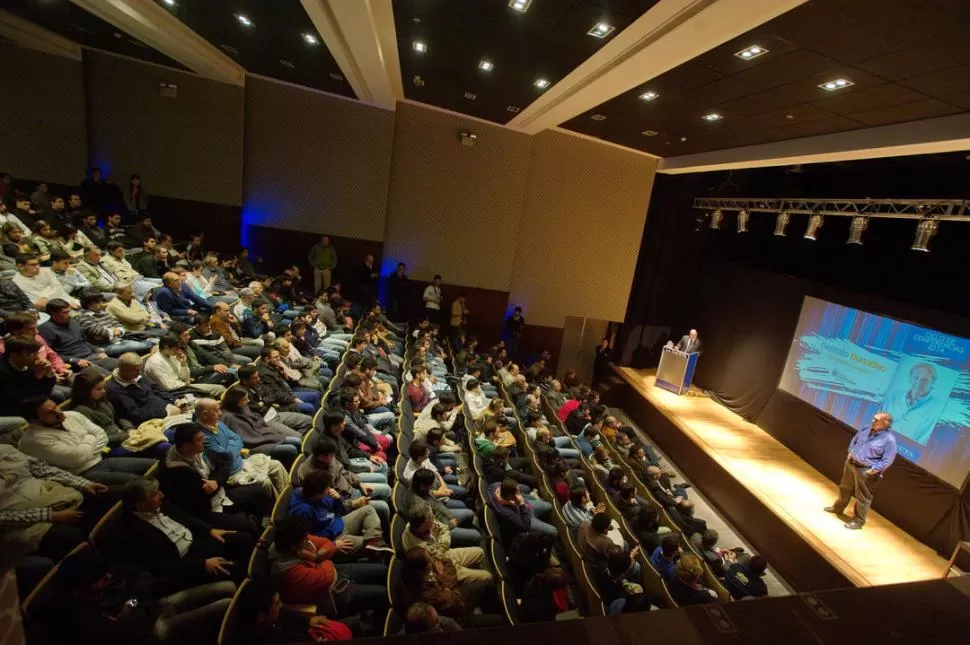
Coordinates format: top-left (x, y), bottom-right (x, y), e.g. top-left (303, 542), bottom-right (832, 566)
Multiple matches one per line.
top-left (401, 546), bottom-right (488, 626)
top-left (288, 470), bottom-right (385, 554)
top-left (591, 552), bottom-right (656, 615)
top-left (723, 555), bottom-right (769, 600)
top-left (18, 396), bottom-right (154, 485)
top-left (270, 516), bottom-right (387, 616)
top-left (195, 398), bottom-right (287, 497)
top-left (158, 423), bottom-right (270, 527)
top-left (210, 301), bottom-right (262, 360)
top-left (318, 410), bottom-right (388, 478)
top-left (75, 247), bottom-right (120, 295)
top-left (401, 503), bottom-right (491, 587)
top-left (404, 601), bottom-right (462, 633)
top-left (144, 334), bottom-right (226, 398)
top-left (486, 479), bottom-right (557, 542)
top-left (629, 506), bottom-right (669, 555)
top-left (668, 553), bottom-right (718, 606)
top-left (13, 253), bottom-right (79, 308)
top-left (109, 477), bottom-right (255, 594)
top-left (650, 533), bottom-right (683, 582)
top-left (579, 512), bottom-right (640, 578)
top-left (105, 282), bottom-right (158, 333)
top-left (400, 468), bottom-right (480, 547)
top-left (220, 386), bottom-right (301, 468)
top-left (692, 528), bottom-right (749, 577)
top-left (257, 347), bottom-right (317, 415)
top-left (675, 500), bottom-right (707, 538)
top-left (295, 436), bottom-right (391, 526)
top-left (0, 336), bottom-right (56, 417)
top-left (236, 580), bottom-right (355, 644)
top-left (40, 299), bottom-right (116, 371)
top-left (235, 364), bottom-right (312, 433)
top-left (76, 292), bottom-right (154, 357)
top-left (105, 352), bottom-right (184, 426)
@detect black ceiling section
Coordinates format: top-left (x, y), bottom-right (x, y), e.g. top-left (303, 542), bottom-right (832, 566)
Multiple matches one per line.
top-left (561, 0), bottom-right (970, 156)
top-left (158, 0), bottom-right (355, 98)
top-left (4, 0), bottom-right (189, 70)
top-left (393, 0), bottom-right (661, 124)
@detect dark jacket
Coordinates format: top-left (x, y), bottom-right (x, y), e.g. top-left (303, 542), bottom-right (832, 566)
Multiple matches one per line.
top-left (0, 354), bottom-right (56, 416)
top-left (131, 251), bottom-right (162, 279)
top-left (105, 375), bottom-right (175, 425)
top-left (39, 319), bottom-right (101, 361)
top-left (222, 408), bottom-right (289, 448)
top-left (534, 440), bottom-right (565, 473)
top-left (487, 481), bottom-right (532, 544)
top-left (342, 408), bottom-right (378, 451)
top-left (256, 362), bottom-right (296, 407)
top-left (78, 223), bottom-right (108, 248)
top-left (188, 329), bottom-right (235, 366)
top-left (676, 512), bottom-right (708, 539)
top-left (157, 446), bottom-right (232, 519)
top-left (155, 286), bottom-right (195, 318)
top-left (0, 278), bottom-right (32, 317)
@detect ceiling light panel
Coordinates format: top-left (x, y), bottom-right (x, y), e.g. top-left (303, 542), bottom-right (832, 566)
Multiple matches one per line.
top-left (639, 91), bottom-right (659, 101)
top-left (234, 14), bottom-right (253, 28)
top-left (819, 78), bottom-right (854, 91)
top-left (413, 41), bottom-right (427, 53)
top-left (587, 23), bottom-right (615, 38)
top-left (478, 60), bottom-right (494, 72)
top-left (734, 45), bottom-right (768, 60)
top-left (509, 0), bottom-right (532, 12)
top-left (302, 33), bottom-right (319, 45)
top-left (702, 113), bottom-right (722, 121)
top-left (534, 78), bottom-right (550, 89)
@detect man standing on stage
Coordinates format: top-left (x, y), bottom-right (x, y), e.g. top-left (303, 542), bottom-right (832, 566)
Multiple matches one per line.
top-left (824, 411), bottom-right (897, 530)
top-left (676, 329), bottom-right (701, 354)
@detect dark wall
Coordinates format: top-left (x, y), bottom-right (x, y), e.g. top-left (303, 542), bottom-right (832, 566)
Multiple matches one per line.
top-left (624, 151), bottom-right (970, 556)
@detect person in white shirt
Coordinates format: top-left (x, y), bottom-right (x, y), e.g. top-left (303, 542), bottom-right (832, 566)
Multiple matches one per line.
top-left (12, 254), bottom-right (79, 309)
top-left (422, 274), bottom-right (443, 324)
top-left (17, 396), bottom-right (155, 485)
top-left (464, 378), bottom-right (490, 420)
top-left (0, 200), bottom-right (32, 235)
top-left (414, 393), bottom-right (459, 440)
top-left (102, 241), bottom-right (162, 300)
top-left (144, 334), bottom-right (226, 398)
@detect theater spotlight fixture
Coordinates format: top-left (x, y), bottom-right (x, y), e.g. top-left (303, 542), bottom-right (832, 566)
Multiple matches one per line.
top-left (774, 211), bottom-right (790, 236)
top-left (737, 210), bottom-right (749, 233)
top-left (804, 214), bottom-right (823, 240)
top-left (911, 219), bottom-right (938, 252)
top-left (709, 209), bottom-right (723, 230)
top-left (847, 216), bottom-right (868, 245)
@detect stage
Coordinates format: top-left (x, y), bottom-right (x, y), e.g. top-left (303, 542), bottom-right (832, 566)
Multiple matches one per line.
top-left (611, 366), bottom-right (949, 591)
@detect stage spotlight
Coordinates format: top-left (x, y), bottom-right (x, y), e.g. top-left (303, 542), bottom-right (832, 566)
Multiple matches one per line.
top-left (774, 211), bottom-right (790, 236)
top-left (804, 214), bottom-right (823, 240)
top-left (911, 219), bottom-right (938, 252)
top-left (709, 209), bottom-right (723, 230)
top-left (847, 216), bottom-right (868, 244)
top-left (737, 210), bottom-right (749, 233)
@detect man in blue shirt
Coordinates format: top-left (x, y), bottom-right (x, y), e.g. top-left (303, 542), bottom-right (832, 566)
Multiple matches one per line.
top-left (649, 533), bottom-right (682, 582)
top-left (824, 411), bottom-right (897, 530)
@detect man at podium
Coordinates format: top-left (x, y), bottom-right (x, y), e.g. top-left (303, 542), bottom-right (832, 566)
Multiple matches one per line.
top-left (676, 329), bottom-right (702, 354)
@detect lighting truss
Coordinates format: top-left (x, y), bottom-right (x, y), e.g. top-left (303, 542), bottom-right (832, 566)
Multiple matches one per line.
top-left (692, 197), bottom-right (969, 221)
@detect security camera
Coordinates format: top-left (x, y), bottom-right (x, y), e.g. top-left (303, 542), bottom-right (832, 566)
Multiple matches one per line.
top-left (458, 129), bottom-right (477, 147)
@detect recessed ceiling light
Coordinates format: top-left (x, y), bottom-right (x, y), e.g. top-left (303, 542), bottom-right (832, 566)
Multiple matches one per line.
top-left (507, 106), bottom-right (521, 113)
top-left (509, 0), bottom-right (532, 12)
top-left (590, 114), bottom-right (607, 121)
top-left (702, 113), bottom-right (722, 121)
top-left (734, 45), bottom-right (768, 60)
top-left (302, 33), bottom-right (319, 45)
top-left (534, 78), bottom-right (550, 89)
top-left (680, 136), bottom-right (687, 142)
top-left (412, 75), bottom-right (425, 87)
top-left (478, 60), bottom-right (494, 72)
top-left (587, 23), bottom-right (615, 38)
top-left (413, 40), bottom-right (427, 53)
top-left (235, 14), bottom-right (253, 28)
top-left (161, 0), bottom-right (176, 7)
top-left (279, 60), bottom-right (295, 69)
top-left (819, 78), bottom-right (854, 91)
top-left (464, 92), bottom-right (477, 100)
top-left (639, 91), bottom-right (659, 102)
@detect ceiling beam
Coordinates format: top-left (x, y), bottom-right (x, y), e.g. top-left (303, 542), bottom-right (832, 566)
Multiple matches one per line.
top-left (69, 0), bottom-right (245, 85)
top-left (0, 9), bottom-right (82, 60)
top-left (302, 0), bottom-right (403, 110)
top-left (507, 0), bottom-right (807, 134)
top-left (658, 114), bottom-right (970, 174)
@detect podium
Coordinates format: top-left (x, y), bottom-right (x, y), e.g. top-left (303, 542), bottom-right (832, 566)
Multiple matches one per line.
top-left (655, 347), bottom-right (698, 395)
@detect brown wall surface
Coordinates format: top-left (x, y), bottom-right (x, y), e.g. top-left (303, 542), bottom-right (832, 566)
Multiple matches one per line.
top-left (0, 43), bottom-right (87, 186)
top-left (242, 77), bottom-right (395, 240)
top-left (509, 131), bottom-right (657, 328)
top-left (382, 102), bottom-right (532, 291)
top-left (84, 50), bottom-right (245, 206)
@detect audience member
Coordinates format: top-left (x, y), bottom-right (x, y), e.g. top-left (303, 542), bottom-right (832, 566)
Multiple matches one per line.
top-left (668, 553), bottom-right (718, 606)
top-left (723, 555), bottom-right (769, 600)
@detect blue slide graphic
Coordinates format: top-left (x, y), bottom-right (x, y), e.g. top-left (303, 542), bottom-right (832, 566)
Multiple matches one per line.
top-left (779, 296), bottom-right (970, 488)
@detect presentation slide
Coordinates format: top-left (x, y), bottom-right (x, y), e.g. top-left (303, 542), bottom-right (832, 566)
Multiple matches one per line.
top-left (779, 296), bottom-right (970, 489)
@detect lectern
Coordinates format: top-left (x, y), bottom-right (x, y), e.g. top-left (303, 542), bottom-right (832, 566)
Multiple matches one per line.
top-left (656, 347), bottom-right (698, 395)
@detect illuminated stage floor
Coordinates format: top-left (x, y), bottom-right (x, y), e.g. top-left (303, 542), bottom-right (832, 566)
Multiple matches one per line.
top-left (614, 367), bottom-right (948, 589)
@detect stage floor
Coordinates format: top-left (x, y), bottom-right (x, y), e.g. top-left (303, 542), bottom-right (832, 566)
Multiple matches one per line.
top-left (615, 367), bottom-right (948, 588)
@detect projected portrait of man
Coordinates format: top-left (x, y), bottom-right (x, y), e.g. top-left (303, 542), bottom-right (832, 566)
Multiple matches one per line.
top-left (881, 362), bottom-right (949, 445)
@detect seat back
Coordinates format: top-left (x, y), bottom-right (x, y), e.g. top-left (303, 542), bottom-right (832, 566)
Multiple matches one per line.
top-left (500, 580), bottom-right (520, 625)
top-left (289, 453), bottom-right (306, 485)
top-left (383, 608), bottom-right (405, 637)
top-left (217, 578), bottom-right (250, 645)
top-left (301, 428), bottom-right (319, 455)
top-left (490, 538), bottom-right (511, 582)
top-left (387, 556), bottom-right (405, 611)
top-left (88, 501), bottom-right (122, 550)
top-left (390, 514), bottom-right (407, 555)
top-left (248, 525), bottom-right (274, 580)
top-left (271, 485), bottom-right (293, 524)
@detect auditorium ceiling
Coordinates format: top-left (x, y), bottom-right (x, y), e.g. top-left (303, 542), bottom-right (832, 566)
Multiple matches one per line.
top-left (2, 0), bottom-right (969, 172)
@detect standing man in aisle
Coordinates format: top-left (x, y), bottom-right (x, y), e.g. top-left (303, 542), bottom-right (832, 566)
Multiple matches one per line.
top-left (824, 411), bottom-right (897, 530)
top-left (308, 234), bottom-right (337, 295)
top-left (422, 274), bottom-right (442, 326)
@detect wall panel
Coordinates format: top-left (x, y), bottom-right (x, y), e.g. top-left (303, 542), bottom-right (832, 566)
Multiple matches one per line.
top-left (243, 77), bottom-right (394, 240)
top-left (0, 43), bottom-right (86, 186)
top-left (382, 102), bottom-right (532, 290)
top-left (84, 50), bottom-right (244, 206)
top-left (509, 131), bottom-right (657, 327)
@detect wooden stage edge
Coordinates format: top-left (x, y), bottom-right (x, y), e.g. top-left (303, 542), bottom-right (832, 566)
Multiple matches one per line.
top-left (610, 366), bottom-right (948, 592)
